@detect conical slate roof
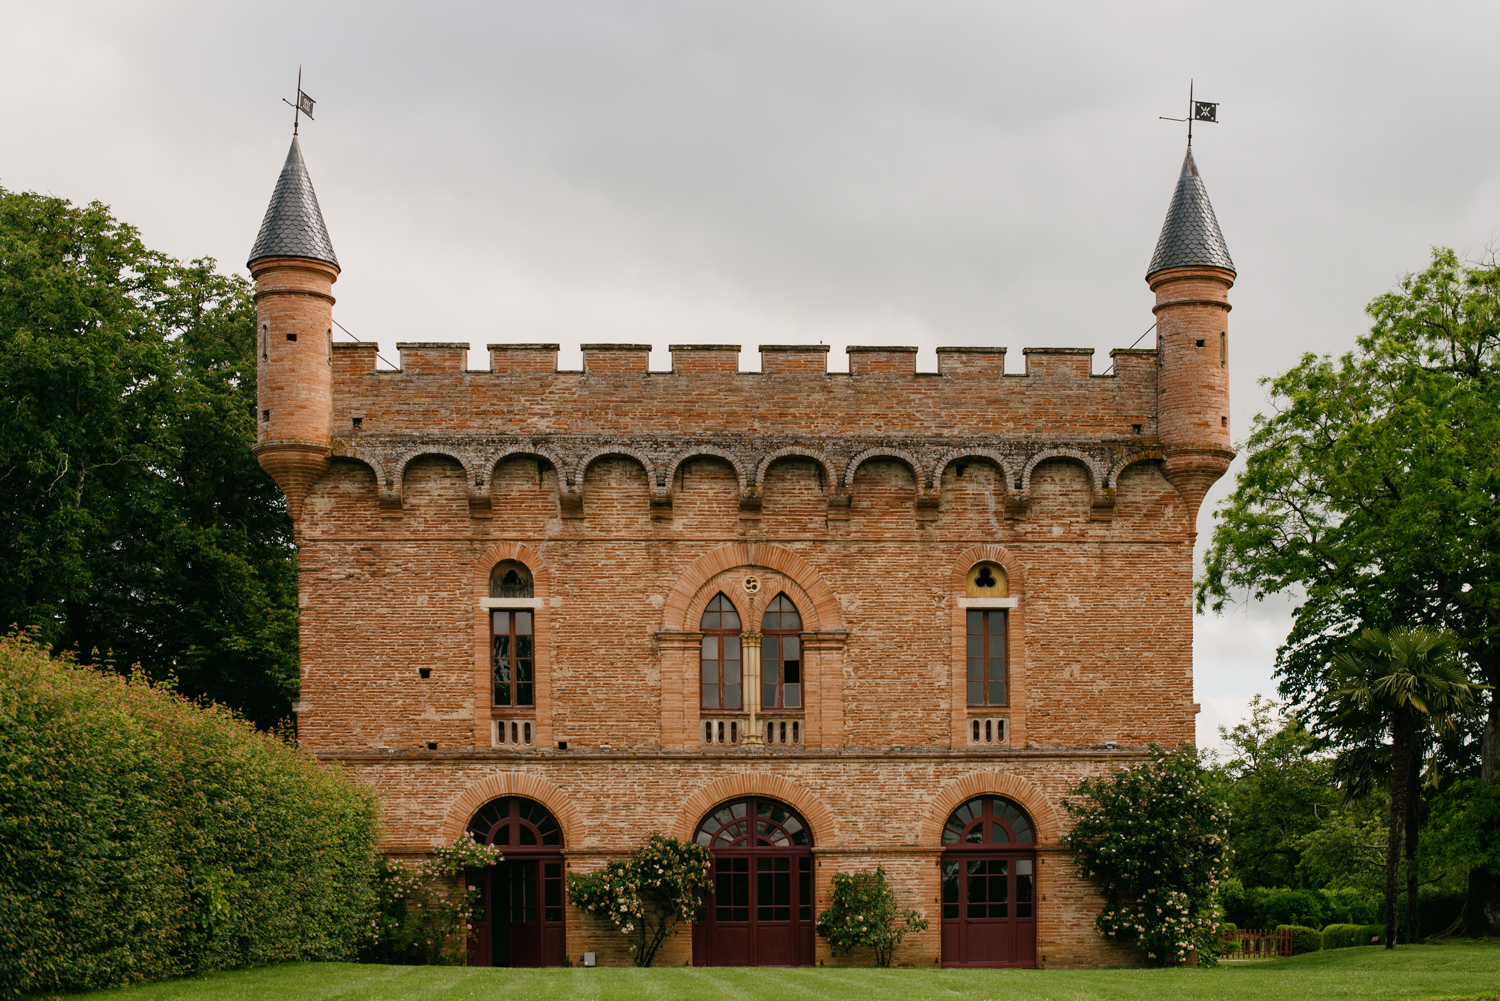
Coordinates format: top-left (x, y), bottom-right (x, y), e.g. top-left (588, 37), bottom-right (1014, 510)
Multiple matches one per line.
top-left (1146, 149), bottom-right (1233, 279)
top-left (247, 138), bottom-right (339, 269)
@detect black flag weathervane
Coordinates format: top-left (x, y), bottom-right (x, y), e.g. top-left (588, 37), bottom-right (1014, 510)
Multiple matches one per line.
top-left (1159, 79), bottom-right (1217, 148)
top-left (283, 67), bottom-right (316, 136)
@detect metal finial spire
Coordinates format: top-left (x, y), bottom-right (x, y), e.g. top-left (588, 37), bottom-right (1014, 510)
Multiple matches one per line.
top-left (283, 67), bottom-right (317, 137)
top-left (1159, 80), bottom-right (1218, 149)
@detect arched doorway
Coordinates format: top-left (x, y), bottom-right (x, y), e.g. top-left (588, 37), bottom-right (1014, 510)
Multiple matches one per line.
top-left (466, 797), bottom-right (566, 967)
top-left (940, 795), bottom-right (1037, 968)
top-left (691, 797), bottom-right (815, 966)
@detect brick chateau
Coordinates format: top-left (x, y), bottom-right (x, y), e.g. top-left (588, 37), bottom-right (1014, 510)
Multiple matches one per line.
top-left (248, 135), bottom-right (1236, 968)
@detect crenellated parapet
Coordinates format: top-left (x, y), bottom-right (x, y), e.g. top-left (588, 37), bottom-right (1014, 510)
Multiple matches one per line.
top-left (331, 430), bottom-right (1162, 523)
top-left (329, 342), bottom-right (1162, 444)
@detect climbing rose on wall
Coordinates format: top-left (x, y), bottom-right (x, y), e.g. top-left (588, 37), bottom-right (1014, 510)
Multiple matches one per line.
top-left (565, 833), bottom-right (712, 967)
top-left (1062, 744), bottom-right (1231, 966)
top-left (363, 838), bottom-right (504, 966)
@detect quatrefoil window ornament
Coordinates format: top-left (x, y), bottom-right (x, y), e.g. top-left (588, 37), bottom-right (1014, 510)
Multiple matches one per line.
top-left (743, 575), bottom-right (761, 594)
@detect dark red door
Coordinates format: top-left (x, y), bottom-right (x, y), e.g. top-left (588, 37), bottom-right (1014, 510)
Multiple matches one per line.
top-left (941, 854), bottom-right (1036, 966)
top-left (468, 857), bottom-right (565, 967)
top-left (464, 797), bottom-right (566, 968)
top-left (691, 797), bottom-right (816, 966)
top-left (939, 795), bottom-right (1038, 968)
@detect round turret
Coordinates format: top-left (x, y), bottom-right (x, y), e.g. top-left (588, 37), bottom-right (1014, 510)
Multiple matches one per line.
top-left (1146, 149), bottom-right (1236, 521)
top-left (248, 138), bottom-right (340, 523)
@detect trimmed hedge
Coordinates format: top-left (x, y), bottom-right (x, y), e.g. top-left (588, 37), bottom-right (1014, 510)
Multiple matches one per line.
top-left (1360, 923), bottom-right (1386, 946)
top-left (1276, 924), bottom-right (1323, 954)
top-left (0, 636), bottom-right (380, 998)
top-left (1321, 923), bottom-right (1367, 949)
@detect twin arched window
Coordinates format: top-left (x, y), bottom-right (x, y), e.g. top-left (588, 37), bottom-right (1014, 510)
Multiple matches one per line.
top-left (699, 591), bottom-right (803, 711)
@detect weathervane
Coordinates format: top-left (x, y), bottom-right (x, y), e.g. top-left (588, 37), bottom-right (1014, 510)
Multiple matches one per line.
top-left (1159, 79), bottom-right (1217, 148)
top-left (283, 67), bottom-right (317, 136)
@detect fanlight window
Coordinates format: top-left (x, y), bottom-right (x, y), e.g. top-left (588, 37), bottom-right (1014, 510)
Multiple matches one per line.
top-left (942, 796), bottom-right (1035, 846)
top-left (468, 796), bottom-right (563, 848)
top-left (760, 594), bottom-right (803, 710)
top-left (694, 797), bottom-right (812, 849)
top-left (491, 560), bottom-right (534, 599)
top-left (700, 593), bottom-right (743, 710)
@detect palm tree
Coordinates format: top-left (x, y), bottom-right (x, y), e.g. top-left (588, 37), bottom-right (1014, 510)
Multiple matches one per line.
top-left (1329, 627), bottom-right (1485, 948)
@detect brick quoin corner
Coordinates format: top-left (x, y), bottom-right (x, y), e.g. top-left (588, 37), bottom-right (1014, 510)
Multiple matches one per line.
top-left (248, 138), bottom-right (1236, 969)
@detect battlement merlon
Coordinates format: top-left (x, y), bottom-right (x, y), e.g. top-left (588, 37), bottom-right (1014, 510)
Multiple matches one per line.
top-left (330, 342), bottom-right (1161, 440)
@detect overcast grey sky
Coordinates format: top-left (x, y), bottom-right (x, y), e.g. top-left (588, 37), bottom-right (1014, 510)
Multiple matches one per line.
top-left (5, 1), bottom-right (1498, 749)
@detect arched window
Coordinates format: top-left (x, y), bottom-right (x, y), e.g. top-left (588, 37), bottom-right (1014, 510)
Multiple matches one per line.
top-left (490, 561), bottom-right (535, 709)
top-left (760, 594), bottom-right (802, 710)
top-left (491, 560), bottom-right (534, 599)
top-left (694, 796), bottom-right (812, 848)
top-left (700, 593), bottom-right (742, 710)
top-left (942, 796), bottom-right (1035, 846)
top-left (965, 563), bottom-right (1008, 707)
top-left (468, 796), bottom-right (564, 848)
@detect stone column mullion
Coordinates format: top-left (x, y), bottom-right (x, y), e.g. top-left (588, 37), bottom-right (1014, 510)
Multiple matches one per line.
top-left (740, 630), bottom-right (763, 745)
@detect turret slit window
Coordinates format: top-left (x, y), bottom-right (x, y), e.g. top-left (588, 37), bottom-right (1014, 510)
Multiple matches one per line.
top-left (490, 561), bottom-right (535, 709)
top-left (700, 593), bottom-right (742, 710)
top-left (761, 594), bottom-right (803, 710)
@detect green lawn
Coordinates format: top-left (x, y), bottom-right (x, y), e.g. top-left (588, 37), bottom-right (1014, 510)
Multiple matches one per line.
top-left (53, 944), bottom-right (1500, 1001)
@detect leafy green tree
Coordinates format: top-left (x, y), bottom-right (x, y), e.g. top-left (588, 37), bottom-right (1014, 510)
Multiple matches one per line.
top-left (0, 189), bottom-right (297, 725)
top-left (815, 867), bottom-right (928, 967)
top-left (566, 833), bottom-right (711, 967)
top-left (1328, 626), bottom-right (1485, 946)
top-left (1063, 745), bottom-right (1231, 966)
top-left (1199, 248), bottom-right (1500, 932)
top-left (1215, 696), bottom-right (1338, 887)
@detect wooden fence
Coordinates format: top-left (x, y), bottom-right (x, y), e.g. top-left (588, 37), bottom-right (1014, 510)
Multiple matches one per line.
top-left (1220, 927), bottom-right (1294, 958)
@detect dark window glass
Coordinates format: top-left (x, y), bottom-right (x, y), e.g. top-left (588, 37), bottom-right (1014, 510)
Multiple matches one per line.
top-left (700, 593), bottom-right (743, 710)
top-left (1015, 859), bottom-right (1034, 918)
top-left (544, 861), bottom-right (564, 922)
top-left (492, 610), bottom-right (535, 707)
top-left (715, 857), bottom-right (750, 921)
top-left (761, 594), bottom-right (804, 710)
top-left (941, 860), bottom-right (960, 919)
top-left (489, 560), bottom-right (534, 599)
top-left (966, 609), bottom-right (1007, 706)
top-left (798, 856), bottom-right (812, 921)
top-left (757, 856), bottom-right (792, 921)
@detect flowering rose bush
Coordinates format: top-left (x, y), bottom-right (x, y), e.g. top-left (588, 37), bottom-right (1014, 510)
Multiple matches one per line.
top-left (815, 867), bottom-right (927, 967)
top-left (565, 833), bottom-right (711, 966)
top-left (1062, 744), bottom-right (1231, 966)
top-left (363, 838), bottom-right (503, 965)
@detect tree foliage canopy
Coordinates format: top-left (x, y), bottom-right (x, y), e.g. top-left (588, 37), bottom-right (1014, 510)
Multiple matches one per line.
top-left (1198, 248), bottom-right (1500, 744)
top-left (0, 189), bottom-right (296, 725)
top-left (1214, 696), bottom-right (1337, 888)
